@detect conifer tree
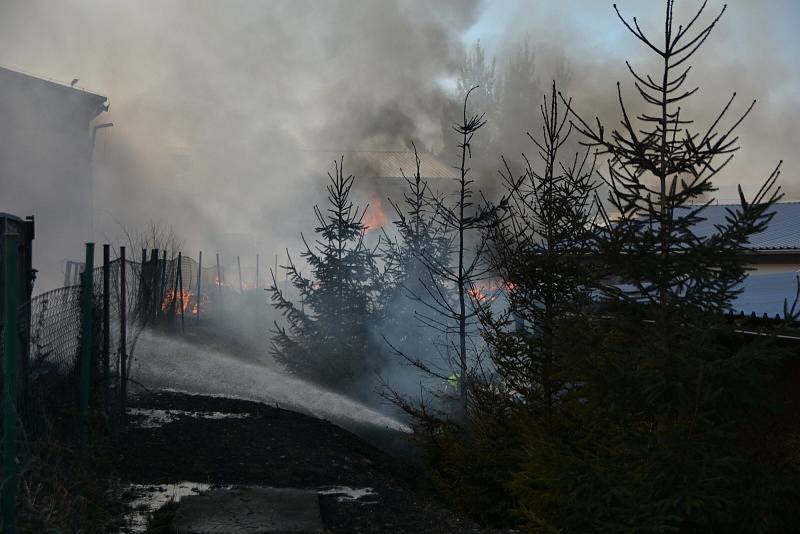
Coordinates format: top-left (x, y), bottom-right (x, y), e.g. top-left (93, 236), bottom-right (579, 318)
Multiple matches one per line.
top-left (387, 89), bottom-right (496, 420)
top-left (482, 81), bottom-right (598, 413)
top-left (379, 142), bottom-right (453, 375)
top-left (508, 2), bottom-right (796, 530)
top-left (269, 158), bottom-right (383, 391)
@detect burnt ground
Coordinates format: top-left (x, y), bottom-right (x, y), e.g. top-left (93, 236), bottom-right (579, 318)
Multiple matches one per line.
top-left (110, 390), bottom-right (513, 533)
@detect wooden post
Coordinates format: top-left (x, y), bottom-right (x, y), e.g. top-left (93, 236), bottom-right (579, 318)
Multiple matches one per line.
top-left (238, 256), bottom-right (243, 293)
top-left (102, 244), bottom-right (111, 414)
top-left (196, 251), bottom-right (203, 322)
top-left (177, 252), bottom-right (185, 333)
top-left (119, 247), bottom-right (127, 416)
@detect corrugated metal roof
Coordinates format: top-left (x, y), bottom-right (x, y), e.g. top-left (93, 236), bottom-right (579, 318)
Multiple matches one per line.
top-left (302, 149), bottom-right (457, 180)
top-left (731, 271), bottom-right (799, 318)
top-left (684, 202), bottom-right (800, 251)
top-left (613, 272), bottom-right (800, 319)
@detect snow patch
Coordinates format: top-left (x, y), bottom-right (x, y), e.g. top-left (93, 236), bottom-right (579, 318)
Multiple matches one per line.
top-left (128, 407), bottom-right (252, 428)
top-left (122, 482), bottom-right (381, 531)
top-left (318, 485), bottom-right (380, 504)
top-left (123, 481), bottom-right (214, 532)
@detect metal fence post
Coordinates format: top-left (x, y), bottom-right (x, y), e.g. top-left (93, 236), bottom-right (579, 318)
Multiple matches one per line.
top-left (79, 243), bottom-right (94, 449)
top-left (169, 255), bottom-right (178, 320)
top-left (139, 249), bottom-right (147, 322)
top-left (119, 247), bottom-right (127, 417)
top-left (196, 251), bottom-right (202, 323)
top-left (216, 253), bottom-right (222, 295)
top-left (159, 250), bottom-right (167, 313)
top-left (149, 249), bottom-right (158, 318)
top-left (2, 234), bottom-right (20, 532)
top-left (102, 245), bottom-right (110, 415)
top-left (237, 256), bottom-right (243, 293)
top-left (63, 261), bottom-right (72, 287)
top-left (177, 253), bottom-right (185, 333)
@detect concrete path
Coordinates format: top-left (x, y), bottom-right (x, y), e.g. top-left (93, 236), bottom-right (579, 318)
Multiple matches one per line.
top-left (171, 486), bottom-right (324, 533)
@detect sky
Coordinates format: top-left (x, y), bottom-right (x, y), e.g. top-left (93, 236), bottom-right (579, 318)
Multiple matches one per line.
top-left (464, 0), bottom-right (799, 198)
top-left (0, 0), bottom-right (797, 287)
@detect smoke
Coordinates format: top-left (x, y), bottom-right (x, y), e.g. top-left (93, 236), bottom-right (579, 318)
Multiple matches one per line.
top-left (471, 0), bottom-right (799, 200)
top-left (0, 1), bottom-right (795, 416)
top-left (2, 1), bottom-right (794, 289)
top-left (0, 0), bottom-right (480, 288)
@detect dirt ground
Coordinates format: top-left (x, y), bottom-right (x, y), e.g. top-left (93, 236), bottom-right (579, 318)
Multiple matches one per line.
top-left (110, 390), bottom-right (513, 533)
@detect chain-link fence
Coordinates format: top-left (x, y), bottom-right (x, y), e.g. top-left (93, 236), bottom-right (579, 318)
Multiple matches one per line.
top-left (2, 246), bottom-right (271, 442)
top-left (17, 250), bottom-right (266, 431)
top-left (0, 241), bottom-right (270, 530)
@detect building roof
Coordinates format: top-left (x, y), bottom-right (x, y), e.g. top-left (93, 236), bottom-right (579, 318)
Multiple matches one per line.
top-left (0, 65), bottom-right (107, 119)
top-left (683, 202), bottom-right (800, 252)
top-left (301, 149), bottom-right (457, 180)
top-left (614, 272), bottom-right (800, 320)
top-left (732, 271), bottom-right (799, 318)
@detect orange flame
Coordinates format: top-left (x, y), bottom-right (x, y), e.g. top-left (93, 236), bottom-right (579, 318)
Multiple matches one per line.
top-left (363, 193), bottom-right (389, 232)
top-left (161, 289), bottom-right (193, 316)
top-left (468, 285), bottom-right (489, 302)
top-left (468, 278), bottom-right (516, 303)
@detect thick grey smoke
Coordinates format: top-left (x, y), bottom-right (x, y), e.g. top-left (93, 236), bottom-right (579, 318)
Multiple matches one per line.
top-left (0, 0), bottom-right (479, 288)
top-left (1, 1), bottom-right (795, 290)
top-left (475, 0), bottom-right (798, 201)
top-left (2, 0), bottom-right (794, 421)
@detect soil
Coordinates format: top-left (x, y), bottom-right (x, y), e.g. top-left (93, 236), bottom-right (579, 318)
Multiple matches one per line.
top-left (110, 390), bottom-right (513, 533)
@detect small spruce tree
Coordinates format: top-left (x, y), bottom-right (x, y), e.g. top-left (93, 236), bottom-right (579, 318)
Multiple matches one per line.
top-left (384, 88), bottom-right (497, 421)
top-left (269, 158), bottom-right (383, 392)
top-left (379, 142), bottom-right (454, 382)
top-left (482, 81), bottom-right (598, 414)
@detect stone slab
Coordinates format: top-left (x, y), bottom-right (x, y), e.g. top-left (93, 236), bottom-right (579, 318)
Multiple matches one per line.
top-left (171, 486), bottom-right (324, 533)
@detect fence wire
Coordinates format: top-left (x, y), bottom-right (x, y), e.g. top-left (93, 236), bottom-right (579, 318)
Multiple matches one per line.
top-left (2, 250), bottom-right (265, 441)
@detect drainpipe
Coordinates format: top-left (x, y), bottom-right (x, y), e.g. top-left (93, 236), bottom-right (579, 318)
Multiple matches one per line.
top-left (90, 122), bottom-right (114, 240)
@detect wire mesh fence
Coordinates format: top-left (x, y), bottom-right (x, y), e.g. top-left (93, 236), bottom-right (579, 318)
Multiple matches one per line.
top-left (0, 243), bottom-right (269, 530)
top-left (11, 250), bottom-right (266, 434)
top-left (1, 247), bottom-right (270, 444)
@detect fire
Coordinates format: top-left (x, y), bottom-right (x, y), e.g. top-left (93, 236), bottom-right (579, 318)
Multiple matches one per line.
top-left (161, 289), bottom-right (193, 315)
top-left (467, 278), bottom-right (516, 303)
top-left (190, 293), bottom-right (208, 315)
top-left (362, 193), bottom-right (388, 232)
top-left (468, 285), bottom-right (489, 302)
